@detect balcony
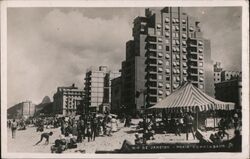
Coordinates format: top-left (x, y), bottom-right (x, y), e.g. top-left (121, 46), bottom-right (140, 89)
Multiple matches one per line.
top-left (148, 82), bottom-right (157, 89)
top-left (190, 65), bottom-right (198, 69)
top-left (190, 51), bottom-right (197, 55)
top-left (147, 69), bottom-right (157, 74)
top-left (190, 72), bottom-right (198, 76)
top-left (190, 58), bottom-right (198, 62)
top-left (148, 52), bottom-right (157, 59)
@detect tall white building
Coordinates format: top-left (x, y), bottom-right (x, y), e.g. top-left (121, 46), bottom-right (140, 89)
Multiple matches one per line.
top-left (84, 66), bottom-right (121, 112)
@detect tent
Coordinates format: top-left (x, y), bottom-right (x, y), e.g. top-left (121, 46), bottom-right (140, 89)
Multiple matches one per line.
top-left (149, 82), bottom-right (235, 111)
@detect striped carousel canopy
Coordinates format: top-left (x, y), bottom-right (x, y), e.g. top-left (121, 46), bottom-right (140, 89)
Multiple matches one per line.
top-left (148, 82), bottom-right (235, 111)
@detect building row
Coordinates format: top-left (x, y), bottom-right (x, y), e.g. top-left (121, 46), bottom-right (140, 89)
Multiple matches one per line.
top-left (8, 7), bottom-right (242, 118)
top-left (7, 101), bottom-right (36, 119)
top-left (213, 62), bottom-right (242, 108)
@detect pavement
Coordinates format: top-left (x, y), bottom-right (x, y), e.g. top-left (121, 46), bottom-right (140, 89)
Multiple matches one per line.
top-left (7, 119), bottom-right (235, 153)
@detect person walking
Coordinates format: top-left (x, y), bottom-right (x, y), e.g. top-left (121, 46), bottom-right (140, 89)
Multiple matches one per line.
top-left (11, 119), bottom-right (18, 139)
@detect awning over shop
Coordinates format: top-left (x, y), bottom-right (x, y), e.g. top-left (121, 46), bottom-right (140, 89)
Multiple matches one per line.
top-left (149, 82), bottom-right (235, 111)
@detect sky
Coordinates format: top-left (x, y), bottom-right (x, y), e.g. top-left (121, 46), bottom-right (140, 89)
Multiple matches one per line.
top-left (7, 7), bottom-right (242, 107)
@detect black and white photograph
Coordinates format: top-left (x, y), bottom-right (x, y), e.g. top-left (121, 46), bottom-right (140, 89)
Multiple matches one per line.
top-left (1, 0), bottom-right (249, 158)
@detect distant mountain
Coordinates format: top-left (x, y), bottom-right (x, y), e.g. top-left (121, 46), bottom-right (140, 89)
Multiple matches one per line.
top-left (34, 96), bottom-right (53, 116)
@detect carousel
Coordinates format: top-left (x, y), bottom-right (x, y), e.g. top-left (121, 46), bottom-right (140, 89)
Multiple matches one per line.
top-left (148, 82), bottom-right (235, 130)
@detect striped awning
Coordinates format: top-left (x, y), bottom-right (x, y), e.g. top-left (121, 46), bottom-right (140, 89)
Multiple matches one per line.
top-left (148, 82), bottom-right (235, 111)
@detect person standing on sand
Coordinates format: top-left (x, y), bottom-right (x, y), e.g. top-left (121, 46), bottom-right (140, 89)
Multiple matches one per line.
top-left (11, 119), bottom-right (18, 139)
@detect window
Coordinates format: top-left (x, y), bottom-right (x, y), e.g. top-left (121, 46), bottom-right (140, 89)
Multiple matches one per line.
top-left (200, 77), bottom-right (204, 82)
top-left (164, 83), bottom-right (170, 89)
top-left (165, 32), bottom-right (170, 37)
top-left (182, 33), bottom-right (187, 38)
top-left (158, 60), bottom-right (163, 65)
top-left (165, 25), bottom-right (170, 30)
top-left (199, 49), bottom-right (203, 53)
top-left (198, 41), bottom-right (203, 46)
top-left (176, 76), bottom-right (180, 81)
top-left (173, 54), bottom-right (176, 59)
top-left (165, 17), bottom-right (170, 23)
top-left (199, 55), bottom-right (203, 60)
top-left (158, 98), bottom-right (163, 101)
top-left (166, 76), bottom-right (170, 80)
top-left (165, 53), bottom-right (170, 59)
top-left (166, 46), bottom-right (170, 51)
top-left (182, 19), bottom-right (186, 24)
top-left (158, 75), bottom-right (163, 80)
top-left (183, 62), bottom-right (187, 67)
top-left (182, 41), bottom-right (186, 46)
top-left (176, 19), bottom-right (179, 23)
top-left (182, 48), bottom-right (187, 53)
top-left (173, 47), bottom-right (177, 52)
top-left (158, 37), bottom-right (163, 42)
top-left (165, 61), bottom-right (170, 66)
top-left (184, 76), bottom-right (187, 81)
top-left (165, 68), bottom-right (170, 74)
top-left (182, 27), bottom-right (187, 31)
top-left (158, 52), bottom-right (163, 57)
top-left (172, 18), bottom-right (176, 23)
top-left (176, 40), bottom-right (180, 45)
top-left (166, 91), bottom-right (171, 95)
top-left (199, 69), bottom-right (204, 74)
top-left (156, 31), bottom-right (161, 36)
top-left (173, 62), bottom-right (177, 67)
top-left (176, 61), bottom-right (180, 66)
top-left (158, 44), bottom-right (163, 50)
top-left (176, 54), bottom-right (180, 59)
top-left (176, 69), bottom-right (180, 74)
top-left (176, 47), bottom-right (180, 52)
top-left (158, 90), bottom-right (163, 95)
top-left (183, 55), bottom-right (187, 60)
top-left (183, 69), bottom-right (187, 74)
top-left (157, 24), bottom-right (162, 29)
top-left (199, 62), bottom-right (203, 67)
top-left (173, 33), bottom-right (179, 38)
top-left (172, 40), bottom-right (176, 45)
top-left (173, 76), bottom-right (176, 81)
top-left (189, 26), bottom-right (194, 31)
top-left (158, 82), bottom-right (163, 87)
top-left (165, 39), bottom-right (169, 44)
top-left (173, 69), bottom-right (177, 74)
top-left (175, 26), bottom-right (179, 31)
top-left (158, 67), bottom-right (163, 72)
top-left (199, 84), bottom-right (204, 89)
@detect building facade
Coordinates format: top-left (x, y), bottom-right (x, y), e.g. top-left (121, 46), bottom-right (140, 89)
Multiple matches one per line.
top-left (7, 100), bottom-right (36, 119)
top-left (121, 7), bottom-right (214, 114)
top-left (214, 62), bottom-right (223, 84)
top-left (84, 66), bottom-right (121, 113)
top-left (53, 84), bottom-right (84, 116)
top-left (111, 76), bottom-right (122, 114)
top-left (221, 70), bottom-right (241, 82)
top-left (215, 78), bottom-right (242, 109)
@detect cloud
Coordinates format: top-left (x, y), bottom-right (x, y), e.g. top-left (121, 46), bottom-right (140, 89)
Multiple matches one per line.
top-left (7, 7), bottom-right (242, 107)
top-left (7, 8), bottom-right (135, 106)
top-left (184, 7), bottom-right (242, 71)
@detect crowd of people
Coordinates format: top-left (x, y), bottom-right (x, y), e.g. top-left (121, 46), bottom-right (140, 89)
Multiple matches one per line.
top-left (7, 109), bottom-right (242, 153)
